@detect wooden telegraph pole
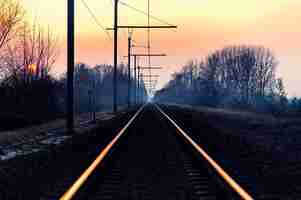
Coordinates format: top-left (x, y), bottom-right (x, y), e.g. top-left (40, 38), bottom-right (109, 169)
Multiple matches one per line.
top-left (137, 66), bottom-right (140, 103)
top-left (133, 55), bottom-right (137, 105)
top-left (127, 31), bottom-right (133, 108)
top-left (123, 54), bottom-right (166, 104)
top-left (67, 0), bottom-right (74, 133)
top-left (113, 0), bottom-right (119, 112)
top-left (139, 77), bottom-right (156, 103)
top-left (138, 66), bottom-right (162, 103)
top-left (107, 22), bottom-right (177, 109)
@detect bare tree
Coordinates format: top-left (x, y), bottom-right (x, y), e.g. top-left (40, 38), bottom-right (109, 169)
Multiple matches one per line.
top-left (2, 22), bottom-right (59, 84)
top-left (156, 45), bottom-right (283, 110)
top-left (254, 47), bottom-right (277, 97)
top-left (0, 0), bottom-right (24, 49)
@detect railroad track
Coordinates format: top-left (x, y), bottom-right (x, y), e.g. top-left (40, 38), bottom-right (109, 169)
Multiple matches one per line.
top-left (49, 104), bottom-right (253, 200)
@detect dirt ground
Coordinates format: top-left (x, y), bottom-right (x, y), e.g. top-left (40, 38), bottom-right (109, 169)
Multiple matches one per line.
top-left (0, 110), bottom-right (121, 161)
top-left (164, 104), bottom-right (301, 199)
top-left (169, 104), bottom-right (301, 156)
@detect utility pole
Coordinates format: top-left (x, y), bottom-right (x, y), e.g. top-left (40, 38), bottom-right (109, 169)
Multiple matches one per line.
top-left (127, 31), bottom-right (132, 108)
top-left (133, 55), bottom-right (137, 105)
top-left (106, 15), bottom-right (177, 109)
top-left (67, 0), bottom-right (74, 133)
top-left (124, 54), bottom-right (166, 104)
top-left (137, 66), bottom-right (140, 104)
top-left (92, 76), bottom-right (96, 122)
top-left (113, 0), bottom-right (118, 112)
top-left (138, 66), bottom-right (162, 101)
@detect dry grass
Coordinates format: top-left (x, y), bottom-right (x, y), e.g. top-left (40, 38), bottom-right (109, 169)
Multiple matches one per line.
top-left (0, 111), bottom-right (116, 147)
top-left (170, 103), bottom-right (301, 162)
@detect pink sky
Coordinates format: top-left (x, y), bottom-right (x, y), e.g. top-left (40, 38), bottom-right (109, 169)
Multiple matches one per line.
top-left (23, 0), bottom-right (301, 97)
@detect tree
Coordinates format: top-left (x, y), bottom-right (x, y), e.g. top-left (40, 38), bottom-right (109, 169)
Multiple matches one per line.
top-left (0, 0), bottom-right (24, 82)
top-left (1, 22), bottom-right (59, 86)
top-left (155, 45), bottom-right (283, 112)
top-left (0, 0), bottom-right (24, 49)
top-left (275, 78), bottom-right (287, 110)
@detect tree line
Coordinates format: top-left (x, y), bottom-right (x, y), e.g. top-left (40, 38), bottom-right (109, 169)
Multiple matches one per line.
top-left (155, 45), bottom-right (300, 116)
top-left (0, 0), bottom-right (146, 131)
top-left (0, 0), bottom-right (60, 130)
top-left (59, 63), bottom-right (147, 114)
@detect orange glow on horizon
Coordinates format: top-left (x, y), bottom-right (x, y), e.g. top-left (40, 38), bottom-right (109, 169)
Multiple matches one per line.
top-left (28, 64), bottom-right (37, 74)
top-left (22, 0), bottom-right (301, 96)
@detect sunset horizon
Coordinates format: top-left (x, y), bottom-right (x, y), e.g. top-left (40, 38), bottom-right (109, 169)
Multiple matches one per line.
top-left (2, 2), bottom-right (301, 199)
top-left (22, 0), bottom-right (301, 97)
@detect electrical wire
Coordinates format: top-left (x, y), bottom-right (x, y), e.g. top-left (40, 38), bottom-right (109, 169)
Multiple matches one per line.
top-left (108, 0), bottom-right (131, 61)
top-left (81, 0), bottom-right (112, 41)
top-left (119, 1), bottom-right (175, 27)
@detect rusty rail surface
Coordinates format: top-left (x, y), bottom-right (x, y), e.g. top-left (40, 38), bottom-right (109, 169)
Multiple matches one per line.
top-left (155, 104), bottom-right (254, 200)
top-left (59, 105), bottom-right (145, 200)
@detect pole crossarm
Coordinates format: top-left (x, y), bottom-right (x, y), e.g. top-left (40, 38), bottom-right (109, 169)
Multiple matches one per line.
top-left (141, 75), bottom-right (160, 77)
top-left (107, 25), bottom-right (177, 30)
top-left (108, 0), bottom-right (177, 108)
top-left (142, 78), bottom-right (158, 81)
top-left (139, 67), bottom-right (162, 70)
top-left (132, 44), bottom-right (147, 48)
top-left (142, 76), bottom-right (159, 79)
top-left (110, 0), bottom-right (177, 109)
top-left (124, 54), bottom-right (166, 57)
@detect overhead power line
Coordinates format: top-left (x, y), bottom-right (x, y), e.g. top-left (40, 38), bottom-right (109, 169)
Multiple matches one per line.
top-left (119, 1), bottom-right (175, 27)
top-left (81, 0), bottom-right (112, 41)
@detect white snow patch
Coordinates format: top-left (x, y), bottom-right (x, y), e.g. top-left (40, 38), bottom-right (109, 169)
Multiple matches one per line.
top-left (40, 135), bottom-right (71, 145)
top-left (0, 135), bottom-right (71, 161)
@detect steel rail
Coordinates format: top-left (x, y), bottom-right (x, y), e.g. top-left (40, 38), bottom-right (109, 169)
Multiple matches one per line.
top-left (59, 105), bottom-right (146, 200)
top-left (155, 104), bottom-right (254, 200)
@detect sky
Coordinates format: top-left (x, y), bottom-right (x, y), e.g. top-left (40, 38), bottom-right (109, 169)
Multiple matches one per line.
top-left (22, 0), bottom-right (301, 97)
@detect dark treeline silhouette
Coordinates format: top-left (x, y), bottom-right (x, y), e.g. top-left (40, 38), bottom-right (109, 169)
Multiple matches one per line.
top-left (59, 63), bottom-right (147, 114)
top-left (0, 61), bottom-right (147, 131)
top-left (155, 45), bottom-right (300, 116)
top-left (0, 0), bottom-right (62, 130)
top-left (0, 1), bottom-right (147, 131)
top-left (288, 97), bottom-right (301, 115)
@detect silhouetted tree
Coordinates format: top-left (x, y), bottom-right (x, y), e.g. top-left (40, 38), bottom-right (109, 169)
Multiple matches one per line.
top-left (0, 0), bottom-right (24, 81)
top-left (155, 45), bottom-right (286, 113)
top-left (0, 0), bottom-right (24, 49)
top-left (59, 62), bottom-right (147, 114)
top-left (1, 22), bottom-right (59, 86)
top-left (0, 8), bottom-right (61, 131)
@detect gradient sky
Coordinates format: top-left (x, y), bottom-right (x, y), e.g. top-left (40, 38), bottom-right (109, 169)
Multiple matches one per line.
top-left (22, 0), bottom-right (301, 97)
